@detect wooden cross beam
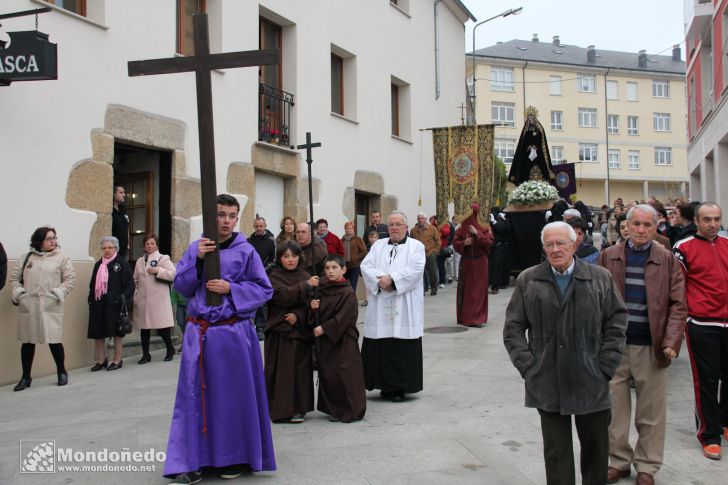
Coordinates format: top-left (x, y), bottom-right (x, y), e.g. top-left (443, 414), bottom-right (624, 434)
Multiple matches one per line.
top-left (128, 13), bottom-right (279, 306)
top-left (296, 132), bottom-right (322, 231)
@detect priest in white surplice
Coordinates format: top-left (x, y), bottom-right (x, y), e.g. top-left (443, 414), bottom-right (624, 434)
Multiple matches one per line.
top-left (360, 211), bottom-right (425, 402)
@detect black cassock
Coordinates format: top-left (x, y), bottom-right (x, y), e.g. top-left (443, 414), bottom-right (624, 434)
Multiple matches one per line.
top-left (508, 114), bottom-right (555, 185)
top-left (488, 208), bottom-right (512, 289)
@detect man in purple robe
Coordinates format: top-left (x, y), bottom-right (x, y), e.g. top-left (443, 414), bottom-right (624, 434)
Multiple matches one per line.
top-left (164, 194), bottom-right (275, 484)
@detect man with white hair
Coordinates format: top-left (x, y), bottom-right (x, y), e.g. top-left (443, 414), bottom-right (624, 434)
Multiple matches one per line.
top-left (504, 221), bottom-right (627, 485)
top-left (360, 211), bottom-right (426, 403)
top-left (598, 205), bottom-right (687, 485)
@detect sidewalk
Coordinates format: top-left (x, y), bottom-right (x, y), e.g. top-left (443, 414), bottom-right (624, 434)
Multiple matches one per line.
top-left (0, 283), bottom-right (725, 484)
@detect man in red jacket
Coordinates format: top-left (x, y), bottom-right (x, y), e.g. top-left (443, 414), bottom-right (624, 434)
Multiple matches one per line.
top-left (598, 205), bottom-right (687, 485)
top-left (673, 202), bottom-right (728, 461)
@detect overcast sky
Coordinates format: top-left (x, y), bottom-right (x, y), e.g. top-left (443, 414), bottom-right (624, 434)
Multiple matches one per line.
top-left (464, 0), bottom-right (686, 59)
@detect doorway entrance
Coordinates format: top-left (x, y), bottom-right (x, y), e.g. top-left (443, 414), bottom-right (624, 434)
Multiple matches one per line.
top-left (355, 191), bottom-right (380, 237)
top-left (113, 143), bottom-right (172, 263)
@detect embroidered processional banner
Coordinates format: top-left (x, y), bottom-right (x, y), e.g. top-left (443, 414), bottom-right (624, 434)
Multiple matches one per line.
top-left (432, 124), bottom-right (495, 227)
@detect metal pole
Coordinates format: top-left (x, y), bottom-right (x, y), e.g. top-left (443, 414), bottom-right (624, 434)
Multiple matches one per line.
top-left (470, 7), bottom-right (522, 123)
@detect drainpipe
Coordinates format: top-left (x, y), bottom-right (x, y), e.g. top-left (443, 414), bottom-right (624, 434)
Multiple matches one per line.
top-left (521, 60), bottom-right (528, 113)
top-left (604, 68), bottom-right (610, 205)
top-left (434, 0), bottom-right (442, 99)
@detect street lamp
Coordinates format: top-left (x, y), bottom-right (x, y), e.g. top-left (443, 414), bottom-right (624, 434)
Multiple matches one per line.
top-left (470, 7), bottom-right (523, 122)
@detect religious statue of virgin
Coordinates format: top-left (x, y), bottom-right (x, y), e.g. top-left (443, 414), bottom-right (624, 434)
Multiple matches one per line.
top-left (507, 107), bottom-right (556, 185)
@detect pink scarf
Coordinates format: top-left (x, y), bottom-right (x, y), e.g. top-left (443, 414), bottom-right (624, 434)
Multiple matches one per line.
top-left (94, 253), bottom-right (117, 300)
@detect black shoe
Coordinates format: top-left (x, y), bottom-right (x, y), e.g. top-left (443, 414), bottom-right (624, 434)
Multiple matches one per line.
top-left (57, 373), bottom-right (68, 386)
top-left (164, 349), bottom-right (175, 362)
top-left (178, 346), bottom-right (183, 354)
top-left (390, 392), bottom-right (405, 403)
top-left (107, 360), bottom-right (123, 371)
top-left (90, 360), bottom-right (108, 372)
top-left (138, 354), bottom-right (151, 365)
top-left (289, 413), bottom-right (305, 423)
top-left (13, 378), bottom-right (31, 392)
top-left (170, 470), bottom-right (202, 484)
top-left (430, 289), bottom-right (437, 296)
top-left (219, 465), bottom-right (246, 479)
top-left (380, 390), bottom-right (394, 399)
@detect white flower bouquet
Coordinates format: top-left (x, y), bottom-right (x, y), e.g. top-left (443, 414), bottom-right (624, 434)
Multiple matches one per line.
top-left (508, 180), bottom-right (558, 206)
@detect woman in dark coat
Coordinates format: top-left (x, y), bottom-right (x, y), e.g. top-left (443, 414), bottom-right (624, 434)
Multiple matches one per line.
top-left (264, 240), bottom-right (317, 423)
top-left (88, 236), bottom-right (134, 371)
top-left (574, 200), bottom-right (594, 235)
top-left (488, 206), bottom-right (512, 294)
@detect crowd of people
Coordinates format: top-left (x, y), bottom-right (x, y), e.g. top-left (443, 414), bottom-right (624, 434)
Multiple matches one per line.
top-left (504, 197), bottom-right (728, 485)
top-left (2, 186), bottom-right (726, 485)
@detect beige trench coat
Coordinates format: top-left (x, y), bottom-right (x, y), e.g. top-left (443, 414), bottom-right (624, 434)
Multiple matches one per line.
top-left (133, 251), bottom-right (175, 330)
top-left (10, 249), bottom-right (76, 343)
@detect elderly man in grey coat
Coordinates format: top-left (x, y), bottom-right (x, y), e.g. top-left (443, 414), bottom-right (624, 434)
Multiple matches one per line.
top-left (504, 221), bottom-right (628, 485)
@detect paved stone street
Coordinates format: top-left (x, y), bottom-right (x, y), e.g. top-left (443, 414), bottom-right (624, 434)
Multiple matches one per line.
top-left (1, 283), bottom-right (725, 484)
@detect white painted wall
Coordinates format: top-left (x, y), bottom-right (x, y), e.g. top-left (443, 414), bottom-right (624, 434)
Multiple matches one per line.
top-left (0, 0), bottom-right (468, 259)
top-left (254, 171), bottom-right (284, 228)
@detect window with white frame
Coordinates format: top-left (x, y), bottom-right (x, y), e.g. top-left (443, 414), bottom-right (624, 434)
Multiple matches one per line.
top-left (655, 147), bottom-right (672, 165)
top-left (551, 146), bottom-right (564, 163)
top-left (549, 75), bottom-right (562, 95)
top-left (577, 74), bottom-right (596, 93)
top-left (494, 139), bottom-right (516, 164)
top-left (579, 143), bottom-right (598, 162)
top-left (491, 67), bottom-right (514, 92)
top-left (578, 108), bottom-right (597, 127)
top-left (607, 114), bottom-right (619, 134)
top-left (627, 116), bottom-right (639, 135)
top-left (607, 80), bottom-right (618, 100)
top-left (628, 150), bottom-right (640, 170)
top-left (608, 149), bottom-right (620, 169)
top-left (653, 112), bottom-right (671, 132)
top-left (626, 82), bottom-right (638, 101)
top-left (551, 111), bottom-right (563, 130)
top-left (652, 80), bottom-right (670, 98)
top-left (491, 102), bottom-right (515, 127)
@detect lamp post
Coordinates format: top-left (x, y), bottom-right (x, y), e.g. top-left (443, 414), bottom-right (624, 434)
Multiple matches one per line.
top-left (470, 7), bottom-right (523, 123)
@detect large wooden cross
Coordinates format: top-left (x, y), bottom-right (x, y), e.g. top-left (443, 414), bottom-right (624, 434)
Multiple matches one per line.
top-left (128, 14), bottom-right (279, 306)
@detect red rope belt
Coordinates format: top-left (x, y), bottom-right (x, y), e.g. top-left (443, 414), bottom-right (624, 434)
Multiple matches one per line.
top-left (187, 316), bottom-right (238, 433)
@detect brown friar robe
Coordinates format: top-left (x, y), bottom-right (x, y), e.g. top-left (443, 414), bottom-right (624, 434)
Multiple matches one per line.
top-left (309, 279), bottom-right (366, 422)
top-left (264, 266), bottom-right (314, 421)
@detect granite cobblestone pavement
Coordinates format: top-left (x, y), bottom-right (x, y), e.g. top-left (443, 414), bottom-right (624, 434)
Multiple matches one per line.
top-left (1, 283), bottom-right (725, 484)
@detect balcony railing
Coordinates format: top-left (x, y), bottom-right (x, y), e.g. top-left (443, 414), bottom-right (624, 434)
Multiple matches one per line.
top-left (259, 82), bottom-right (295, 148)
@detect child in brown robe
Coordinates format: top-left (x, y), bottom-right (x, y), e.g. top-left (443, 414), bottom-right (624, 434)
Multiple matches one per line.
top-left (265, 240), bottom-right (318, 423)
top-left (310, 255), bottom-right (366, 422)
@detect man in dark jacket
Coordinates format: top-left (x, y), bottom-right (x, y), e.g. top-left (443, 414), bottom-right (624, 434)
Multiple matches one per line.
top-left (249, 217), bottom-right (276, 340)
top-left (504, 221), bottom-right (627, 485)
top-left (111, 185), bottom-right (130, 261)
top-left (599, 205), bottom-right (687, 485)
top-left (248, 217), bottom-right (276, 269)
top-left (363, 210), bottom-right (389, 249)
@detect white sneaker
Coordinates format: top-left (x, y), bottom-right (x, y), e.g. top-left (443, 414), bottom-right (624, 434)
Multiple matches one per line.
top-left (438, 284), bottom-right (445, 288)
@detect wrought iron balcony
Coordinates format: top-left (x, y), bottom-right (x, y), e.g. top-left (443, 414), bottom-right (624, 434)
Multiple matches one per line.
top-left (259, 82), bottom-right (295, 148)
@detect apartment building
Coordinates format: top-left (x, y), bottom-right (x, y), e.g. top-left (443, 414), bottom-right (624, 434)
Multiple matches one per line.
top-left (469, 36), bottom-right (688, 206)
top-left (685, 0), bottom-right (728, 209)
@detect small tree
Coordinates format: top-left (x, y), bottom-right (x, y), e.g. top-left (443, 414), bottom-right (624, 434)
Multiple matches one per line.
top-left (491, 157), bottom-right (509, 207)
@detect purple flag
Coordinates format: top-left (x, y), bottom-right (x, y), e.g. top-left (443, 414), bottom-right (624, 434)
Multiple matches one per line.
top-left (551, 163), bottom-right (576, 200)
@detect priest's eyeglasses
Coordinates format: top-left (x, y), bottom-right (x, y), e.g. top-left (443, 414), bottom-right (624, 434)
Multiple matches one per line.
top-left (543, 240), bottom-right (573, 251)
